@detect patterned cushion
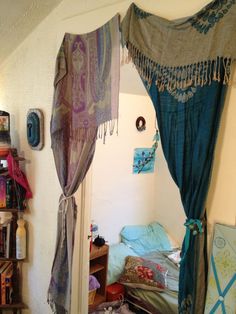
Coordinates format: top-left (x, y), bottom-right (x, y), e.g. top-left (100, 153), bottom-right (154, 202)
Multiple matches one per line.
top-left (118, 256), bottom-right (168, 291)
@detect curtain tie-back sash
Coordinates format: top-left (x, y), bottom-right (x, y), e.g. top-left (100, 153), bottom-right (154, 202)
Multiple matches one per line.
top-left (59, 194), bottom-right (75, 248)
top-left (181, 219), bottom-right (203, 263)
top-left (59, 194), bottom-right (74, 206)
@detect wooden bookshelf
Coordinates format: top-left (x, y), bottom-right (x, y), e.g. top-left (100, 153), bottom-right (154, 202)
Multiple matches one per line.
top-left (0, 156), bottom-right (24, 161)
top-left (0, 208), bottom-right (19, 213)
top-left (0, 302), bottom-right (26, 309)
top-left (90, 264), bottom-right (105, 275)
top-left (0, 153), bottom-right (27, 311)
top-left (0, 257), bottom-right (25, 262)
top-left (89, 244), bottom-right (109, 312)
top-left (0, 302), bottom-right (26, 314)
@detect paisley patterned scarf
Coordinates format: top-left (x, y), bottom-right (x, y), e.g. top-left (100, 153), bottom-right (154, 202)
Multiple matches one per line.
top-left (51, 14), bottom-right (120, 144)
top-left (48, 14), bottom-right (120, 314)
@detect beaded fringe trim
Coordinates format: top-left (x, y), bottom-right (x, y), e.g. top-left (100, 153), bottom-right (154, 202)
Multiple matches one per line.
top-left (122, 41), bottom-right (234, 91)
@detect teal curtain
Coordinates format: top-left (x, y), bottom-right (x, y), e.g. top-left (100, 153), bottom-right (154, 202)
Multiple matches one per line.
top-left (143, 62), bottom-right (228, 313)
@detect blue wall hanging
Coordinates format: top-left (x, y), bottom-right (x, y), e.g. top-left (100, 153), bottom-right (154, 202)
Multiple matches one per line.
top-left (27, 109), bottom-right (44, 150)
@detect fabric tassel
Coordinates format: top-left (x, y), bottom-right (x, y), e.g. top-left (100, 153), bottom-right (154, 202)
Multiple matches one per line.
top-left (124, 41), bottom-right (234, 93)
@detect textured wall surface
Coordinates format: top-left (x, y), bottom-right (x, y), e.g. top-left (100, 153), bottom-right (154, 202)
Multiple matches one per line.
top-left (0, 0), bottom-right (235, 313)
top-left (0, 0), bottom-right (63, 65)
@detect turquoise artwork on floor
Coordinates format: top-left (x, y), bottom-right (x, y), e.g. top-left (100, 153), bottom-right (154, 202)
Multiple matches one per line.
top-left (133, 148), bottom-right (156, 174)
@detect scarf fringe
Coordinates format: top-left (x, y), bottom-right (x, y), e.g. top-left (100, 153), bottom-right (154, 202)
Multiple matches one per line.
top-left (47, 292), bottom-right (68, 314)
top-left (47, 293), bottom-right (58, 314)
top-left (51, 119), bottom-right (118, 147)
top-left (122, 42), bottom-right (234, 91)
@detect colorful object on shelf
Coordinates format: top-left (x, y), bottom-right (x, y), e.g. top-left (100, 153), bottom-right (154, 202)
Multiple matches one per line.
top-left (89, 275), bottom-right (100, 291)
top-left (88, 275), bottom-right (100, 305)
top-left (0, 111), bottom-right (10, 141)
top-left (0, 176), bottom-right (6, 208)
top-left (0, 111), bottom-right (11, 157)
top-left (91, 220), bottom-right (99, 242)
top-left (16, 218), bottom-right (26, 260)
top-left (27, 109), bottom-right (44, 150)
top-left (6, 152), bottom-right (32, 199)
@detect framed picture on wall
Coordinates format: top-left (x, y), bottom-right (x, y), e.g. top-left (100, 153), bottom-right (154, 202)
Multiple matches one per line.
top-left (133, 148), bottom-right (156, 174)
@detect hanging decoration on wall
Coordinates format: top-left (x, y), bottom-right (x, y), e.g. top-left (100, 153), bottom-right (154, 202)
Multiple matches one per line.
top-left (133, 130), bottom-right (159, 174)
top-left (0, 110), bottom-right (11, 156)
top-left (136, 116), bottom-right (146, 132)
top-left (26, 109), bottom-right (44, 150)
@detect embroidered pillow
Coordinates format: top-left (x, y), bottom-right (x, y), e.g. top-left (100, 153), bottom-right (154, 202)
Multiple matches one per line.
top-left (118, 256), bottom-right (168, 291)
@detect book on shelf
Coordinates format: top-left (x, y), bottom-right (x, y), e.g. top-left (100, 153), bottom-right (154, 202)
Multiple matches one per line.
top-left (0, 218), bottom-right (15, 259)
top-left (0, 261), bottom-right (11, 304)
top-left (0, 176), bottom-right (6, 208)
top-left (6, 177), bottom-right (14, 209)
top-left (0, 174), bottom-right (26, 211)
top-left (5, 264), bottom-right (13, 304)
top-left (1, 261), bottom-right (12, 305)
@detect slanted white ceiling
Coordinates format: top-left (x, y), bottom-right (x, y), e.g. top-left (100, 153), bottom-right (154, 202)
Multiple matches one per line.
top-left (0, 0), bottom-right (63, 65)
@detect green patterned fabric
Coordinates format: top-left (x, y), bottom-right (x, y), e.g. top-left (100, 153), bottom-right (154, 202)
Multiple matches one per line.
top-left (204, 224), bottom-right (236, 314)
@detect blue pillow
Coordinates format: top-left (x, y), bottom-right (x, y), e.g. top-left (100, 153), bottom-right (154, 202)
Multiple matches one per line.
top-left (107, 243), bottom-right (137, 285)
top-left (120, 222), bottom-right (171, 255)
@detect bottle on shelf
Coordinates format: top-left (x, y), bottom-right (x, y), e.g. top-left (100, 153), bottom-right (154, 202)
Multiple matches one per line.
top-left (16, 217), bottom-right (26, 260)
top-left (91, 220), bottom-right (99, 242)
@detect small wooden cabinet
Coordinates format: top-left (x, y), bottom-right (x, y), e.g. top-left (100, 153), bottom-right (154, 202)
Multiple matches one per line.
top-left (89, 244), bottom-right (109, 311)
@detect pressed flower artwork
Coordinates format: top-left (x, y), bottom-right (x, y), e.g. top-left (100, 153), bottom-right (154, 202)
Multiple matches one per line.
top-left (133, 148), bottom-right (156, 174)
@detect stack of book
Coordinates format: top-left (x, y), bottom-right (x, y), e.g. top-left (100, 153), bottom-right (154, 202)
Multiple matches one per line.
top-left (0, 261), bottom-right (14, 305)
top-left (0, 218), bottom-right (16, 259)
top-left (0, 175), bottom-right (26, 211)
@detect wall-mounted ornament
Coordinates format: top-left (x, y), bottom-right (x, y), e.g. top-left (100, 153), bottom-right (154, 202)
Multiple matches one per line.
top-left (27, 109), bottom-right (44, 150)
top-left (132, 130), bottom-right (160, 174)
top-left (133, 148), bottom-right (156, 174)
top-left (136, 116), bottom-right (146, 132)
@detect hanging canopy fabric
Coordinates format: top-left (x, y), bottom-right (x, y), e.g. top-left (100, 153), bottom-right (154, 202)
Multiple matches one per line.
top-left (50, 14), bottom-right (120, 143)
top-left (48, 14), bottom-right (120, 313)
top-left (121, 1), bottom-right (236, 313)
top-left (121, 1), bottom-right (236, 93)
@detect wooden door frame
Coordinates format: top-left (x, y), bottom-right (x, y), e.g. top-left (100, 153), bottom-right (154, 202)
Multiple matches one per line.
top-left (72, 168), bottom-right (93, 314)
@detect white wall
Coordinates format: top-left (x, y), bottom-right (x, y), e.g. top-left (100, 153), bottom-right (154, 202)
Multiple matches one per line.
top-left (91, 93), bottom-right (158, 244)
top-left (0, 0), bottom-right (235, 313)
top-left (91, 92), bottom-right (185, 245)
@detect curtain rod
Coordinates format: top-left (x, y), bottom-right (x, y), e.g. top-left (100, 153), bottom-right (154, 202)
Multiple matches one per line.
top-left (62, 0), bottom-right (131, 21)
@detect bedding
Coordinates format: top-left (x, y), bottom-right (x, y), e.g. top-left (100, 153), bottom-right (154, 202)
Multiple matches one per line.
top-left (120, 222), bottom-right (172, 255)
top-left (118, 256), bottom-right (168, 291)
top-left (125, 251), bottom-right (179, 314)
top-left (108, 222), bottom-right (179, 314)
top-left (107, 243), bottom-right (138, 285)
top-left (126, 287), bottom-right (178, 314)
